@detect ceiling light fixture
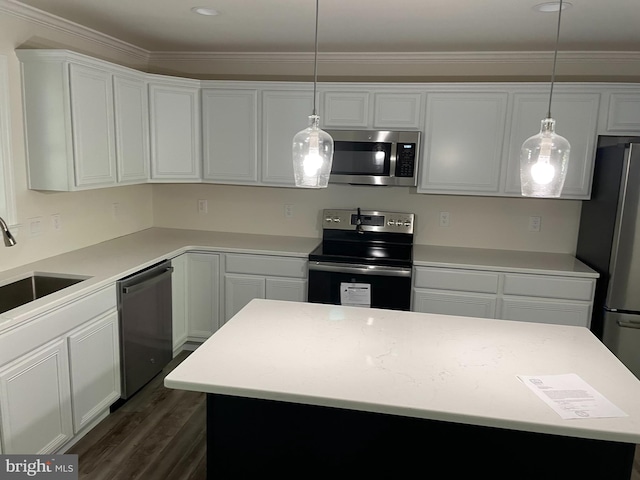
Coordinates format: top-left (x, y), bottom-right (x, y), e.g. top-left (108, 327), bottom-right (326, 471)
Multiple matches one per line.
top-left (520, 0), bottom-right (570, 198)
top-left (533, 2), bottom-right (572, 13)
top-left (191, 7), bottom-right (219, 16)
top-left (292, 0), bottom-right (334, 188)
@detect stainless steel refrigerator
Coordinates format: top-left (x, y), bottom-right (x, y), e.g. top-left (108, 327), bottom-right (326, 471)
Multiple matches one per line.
top-left (576, 136), bottom-right (640, 380)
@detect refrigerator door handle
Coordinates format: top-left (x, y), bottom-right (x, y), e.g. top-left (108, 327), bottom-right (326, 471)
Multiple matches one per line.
top-left (617, 319), bottom-right (640, 329)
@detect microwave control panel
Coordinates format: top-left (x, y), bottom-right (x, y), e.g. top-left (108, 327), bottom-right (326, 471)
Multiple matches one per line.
top-left (395, 143), bottom-right (417, 177)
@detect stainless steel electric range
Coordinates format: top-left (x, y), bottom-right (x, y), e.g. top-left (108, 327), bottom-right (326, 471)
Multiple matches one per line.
top-left (308, 208), bottom-right (414, 311)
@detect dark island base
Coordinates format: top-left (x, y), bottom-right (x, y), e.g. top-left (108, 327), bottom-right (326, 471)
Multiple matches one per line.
top-left (207, 394), bottom-right (634, 479)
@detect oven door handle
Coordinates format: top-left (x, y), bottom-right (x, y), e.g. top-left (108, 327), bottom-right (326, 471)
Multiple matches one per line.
top-left (308, 262), bottom-right (412, 277)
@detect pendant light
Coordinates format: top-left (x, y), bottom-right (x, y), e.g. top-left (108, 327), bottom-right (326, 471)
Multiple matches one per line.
top-left (520, 0), bottom-right (570, 197)
top-left (292, 0), bottom-right (334, 188)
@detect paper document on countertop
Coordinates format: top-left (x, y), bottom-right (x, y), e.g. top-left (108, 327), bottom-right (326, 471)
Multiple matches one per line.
top-left (517, 373), bottom-right (627, 420)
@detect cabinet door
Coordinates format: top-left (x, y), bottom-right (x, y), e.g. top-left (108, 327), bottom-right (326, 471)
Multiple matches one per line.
top-left (0, 339), bottom-right (73, 453)
top-left (323, 91), bottom-right (370, 127)
top-left (171, 254), bottom-right (188, 352)
top-left (186, 253), bottom-right (220, 340)
top-left (202, 89), bottom-right (258, 183)
top-left (113, 73), bottom-right (150, 184)
top-left (373, 93), bottom-right (422, 129)
top-left (224, 274), bottom-right (266, 322)
top-left (266, 278), bottom-right (307, 302)
top-left (412, 289), bottom-right (497, 318)
top-left (69, 63), bottom-right (117, 187)
top-left (262, 90), bottom-right (314, 186)
top-left (68, 311), bottom-right (120, 433)
top-left (504, 92), bottom-right (600, 198)
top-left (149, 84), bottom-right (201, 181)
top-left (419, 93), bottom-right (508, 194)
top-left (606, 92), bottom-right (640, 133)
top-left (500, 298), bottom-right (591, 327)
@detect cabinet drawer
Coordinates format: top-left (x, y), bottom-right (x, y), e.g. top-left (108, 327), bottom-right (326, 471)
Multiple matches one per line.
top-left (413, 267), bottom-right (499, 294)
top-left (225, 254), bottom-right (307, 278)
top-left (501, 298), bottom-right (591, 327)
top-left (413, 289), bottom-right (496, 318)
top-left (503, 274), bottom-right (594, 301)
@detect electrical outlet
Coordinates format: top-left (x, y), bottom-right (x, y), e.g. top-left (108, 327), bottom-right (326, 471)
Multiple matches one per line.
top-left (439, 211), bottom-right (450, 227)
top-left (529, 216), bottom-right (542, 232)
top-left (28, 216), bottom-right (44, 237)
top-left (284, 204), bottom-right (294, 218)
top-left (51, 214), bottom-right (62, 232)
top-left (198, 199), bottom-right (208, 214)
top-left (112, 203), bottom-right (119, 220)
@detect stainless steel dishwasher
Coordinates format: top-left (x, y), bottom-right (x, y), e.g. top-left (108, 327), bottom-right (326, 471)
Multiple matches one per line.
top-left (117, 259), bottom-right (173, 400)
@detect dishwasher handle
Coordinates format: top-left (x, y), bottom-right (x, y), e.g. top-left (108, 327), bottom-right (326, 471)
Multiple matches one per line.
top-left (122, 266), bottom-right (174, 295)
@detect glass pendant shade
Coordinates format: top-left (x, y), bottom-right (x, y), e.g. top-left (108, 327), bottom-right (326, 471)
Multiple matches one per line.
top-left (520, 118), bottom-right (570, 198)
top-left (292, 115), bottom-right (334, 188)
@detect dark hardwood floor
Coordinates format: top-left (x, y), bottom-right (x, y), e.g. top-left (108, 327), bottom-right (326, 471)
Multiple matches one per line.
top-left (67, 351), bottom-right (206, 480)
top-left (69, 350), bottom-right (640, 479)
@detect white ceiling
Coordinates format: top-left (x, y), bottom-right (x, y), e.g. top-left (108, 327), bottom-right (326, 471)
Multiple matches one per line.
top-left (12, 0), bottom-right (640, 54)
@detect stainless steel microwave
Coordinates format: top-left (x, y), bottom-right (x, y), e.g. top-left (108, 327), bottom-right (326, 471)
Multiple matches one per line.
top-left (326, 130), bottom-right (421, 186)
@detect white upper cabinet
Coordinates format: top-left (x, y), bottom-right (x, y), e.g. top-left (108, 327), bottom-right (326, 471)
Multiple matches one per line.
top-left (149, 78), bottom-right (201, 181)
top-left (202, 88), bottom-right (258, 184)
top-left (323, 91), bottom-right (370, 128)
top-left (504, 91), bottom-right (600, 199)
top-left (373, 92), bottom-right (423, 129)
top-left (68, 63), bottom-right (117, 187)
top-left (262, 88), bottom-right (314, 186)
top-left (418, 85), bottom-right (601, 199)
top-left (322, 89), bottom-right (423, 129)
top-left (603, 89), bottom-right (640, 134)
top-left (419, 92), bottom-right (508, 194)
top-left (17, 51), bottom-right (120, 191)
top-left (113, 72), bottom-right (150, 183)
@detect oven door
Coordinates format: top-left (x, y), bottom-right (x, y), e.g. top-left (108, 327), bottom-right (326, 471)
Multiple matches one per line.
top-left (308, 262), bottom-right (412, 311)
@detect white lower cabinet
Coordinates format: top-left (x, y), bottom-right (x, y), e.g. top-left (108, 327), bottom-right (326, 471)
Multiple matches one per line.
top-left (412, 266), bottom-right (595, 327)
top-left (68, 311), bottom-right (120, 433)
top-left (412, 290), bottom-right (497, 319)
top-left (223, 253), bottom-right (307, 323)
top-left (500, 298), bottom-right (591, 327)
top-left (225, 274), bottom-right (266, 321)
top-left (171, 253), bottom-right (188, 352)
top-left (171, 252), bottom-right (221, 345)
top-left (0, 285), bottom-right (119, 454)
top-left (0, 339), bottom-right (73, 454)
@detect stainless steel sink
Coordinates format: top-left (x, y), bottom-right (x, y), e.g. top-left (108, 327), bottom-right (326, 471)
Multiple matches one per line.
top-left (0, 273), bottom-right (89, 314)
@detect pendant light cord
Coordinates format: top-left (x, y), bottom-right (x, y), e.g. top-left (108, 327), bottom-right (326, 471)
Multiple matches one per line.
top-left (547, 0), bottom-right (564, 118)
top-left (312, 0), bottom-right (319, 116)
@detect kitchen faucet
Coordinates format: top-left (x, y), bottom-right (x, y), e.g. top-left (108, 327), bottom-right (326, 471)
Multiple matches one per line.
top-left (0, 216), bottom-right (16, 246)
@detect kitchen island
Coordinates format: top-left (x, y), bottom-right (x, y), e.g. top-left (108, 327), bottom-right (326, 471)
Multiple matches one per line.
top-left (164, 299), bottom-right (640, 478)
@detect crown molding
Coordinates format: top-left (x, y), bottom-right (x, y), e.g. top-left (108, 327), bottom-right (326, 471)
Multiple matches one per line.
top-left (0, 0), bottom-right (149, 62)
top-left (149, 50), bottom-right (640, 65)
top-left (2, 0), bottom-right (639, 69)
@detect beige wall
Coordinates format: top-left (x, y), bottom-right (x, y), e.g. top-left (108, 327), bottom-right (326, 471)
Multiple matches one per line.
top-left (152, 184), bottom-right (582, 254)
top-left (0, 12), bottom-right (153, 272)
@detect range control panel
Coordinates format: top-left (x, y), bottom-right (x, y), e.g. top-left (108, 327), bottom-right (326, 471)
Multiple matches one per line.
top-left (322, 209), bottom-right (414, 234)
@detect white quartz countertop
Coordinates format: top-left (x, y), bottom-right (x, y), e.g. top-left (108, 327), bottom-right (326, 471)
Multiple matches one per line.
top-left (0, 228), bottom-right (320, 330)
top-left (0, 227), bottom-right (597, 331)
top-left (413, 245), bottom-right (598, 278)
top-left (165, 298), bottom-right (640, 443)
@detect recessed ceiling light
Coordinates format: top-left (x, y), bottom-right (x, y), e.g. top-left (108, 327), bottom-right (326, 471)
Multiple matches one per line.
top-left (533, 2), bottom-right (572, 12)
top-left (191, 6), bottom-right (219, 16)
